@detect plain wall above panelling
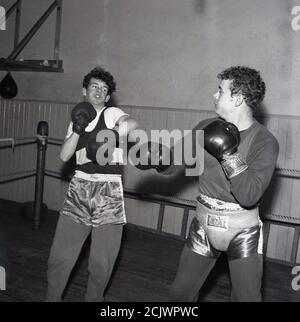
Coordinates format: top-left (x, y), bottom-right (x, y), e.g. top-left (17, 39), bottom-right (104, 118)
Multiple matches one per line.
top-left (1, 0), bottom-right (300, 115)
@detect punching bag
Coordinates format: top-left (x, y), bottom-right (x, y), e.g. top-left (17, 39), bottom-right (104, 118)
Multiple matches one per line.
top-left (0, 72), bottom-right (18, 99)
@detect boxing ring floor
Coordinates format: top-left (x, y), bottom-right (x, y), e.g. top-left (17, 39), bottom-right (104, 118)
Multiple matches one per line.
top-left (0, 199), bottom-right (298, 302)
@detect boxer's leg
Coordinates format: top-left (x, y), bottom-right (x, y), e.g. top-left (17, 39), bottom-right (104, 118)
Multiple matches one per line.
top-left (227, 225), bottom-right (263, 301)
top-left (85, 224), bottom-right (123, 302)
top-left (46, 214), bottom-right (91, 302)
top-left (228, 253), bottom-right (263, 302)
top-left (169, 244), bottom-right (218, 302)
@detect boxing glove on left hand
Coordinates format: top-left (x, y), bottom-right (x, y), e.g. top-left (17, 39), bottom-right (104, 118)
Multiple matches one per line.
top-left (71, 102), bottom-right (97, 135)
top-left (203, 119), bottom-right (248, 178)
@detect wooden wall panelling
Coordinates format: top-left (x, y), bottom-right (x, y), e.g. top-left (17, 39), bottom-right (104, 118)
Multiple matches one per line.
top-left (278, 178), bottom-right (293, 221)
top-left (289, 118), bottom-right (300, 223)
top-left (185, 209), bottom-right (196, 238)
top-left (148, 107), bottom-right (169, 197)
top-left (286, 119), bottom-right (297, 169)
top-left (297, 238), bottom-right (300, 264)
top-left (260, 114), bottom-right (295, 224)
top-left (156, 202), bottom-right (165, 234)
top-left (180, 207), bottom-right (190, 239)
top-left (0, 177), bottom-right (35, 203)
top-left (120, 105), bottom-right (136, 190)
top-left (45, 144), bottom-right (63, 174)
top-left (266, 116), bottom-right (282, 167)
top-left (124, 196), bottom-right (160, 230)
top-left (290, 179), bottom-right (300, 223)
top-left (266, 224), bottom-right (295, 263)
top-left (161, 205), bottom-right (184, 236)
top-left (291, 227), bottom-right (300, 266)
top-left (1, 101), bottom-right (35, 203)
top-left (263, 221), bottom-right (271, 255)
top-left (0, 100), bottom-right (6, 137)
top-left (0, 101), bottom-right (14, 182)
top-left (121, 107), bottom-right (154, 191)
top-left (43, 176), bottom-right (68, 211)
top-left (164, 109), bottom-right (195, 199)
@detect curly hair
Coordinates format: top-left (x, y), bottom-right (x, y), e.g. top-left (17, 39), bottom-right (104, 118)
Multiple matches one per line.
top-left (83, 66), bottom-right (116, 95)
top-left (217, 66), bottom-right (266, 110)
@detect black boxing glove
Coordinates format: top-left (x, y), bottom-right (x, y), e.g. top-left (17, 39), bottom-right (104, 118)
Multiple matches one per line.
top-left (71, 102), bottom-right (97, 135)
top-left (132, 141), bottom-right (173, 173)
top-left (203, 119), bottom-right (248, 178)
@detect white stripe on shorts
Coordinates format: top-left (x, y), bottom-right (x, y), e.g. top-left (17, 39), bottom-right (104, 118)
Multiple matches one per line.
top-left (74, 170), bottom-right (122, 183)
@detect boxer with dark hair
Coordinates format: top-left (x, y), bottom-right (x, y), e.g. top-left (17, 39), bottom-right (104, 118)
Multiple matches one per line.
top-left (46, 66), bottom-right (138, 302)
top-left (165, 66), bottom-right (279, 302)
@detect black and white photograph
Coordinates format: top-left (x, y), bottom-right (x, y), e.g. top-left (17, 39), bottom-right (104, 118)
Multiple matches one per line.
top-left (0, 0), bottom-right (300, 306)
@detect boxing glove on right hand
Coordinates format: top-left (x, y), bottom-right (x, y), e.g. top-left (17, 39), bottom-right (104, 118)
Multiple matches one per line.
top-left (203, 119), bottom-right (248, 178)
top-left (71, 102), bottom-right (97, 135)
top-left (133, 141), bottom-right (173, 173)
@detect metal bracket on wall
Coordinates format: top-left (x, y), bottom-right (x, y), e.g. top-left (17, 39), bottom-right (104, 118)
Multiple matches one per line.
top-left (0, 0), bottom-right (63, 73)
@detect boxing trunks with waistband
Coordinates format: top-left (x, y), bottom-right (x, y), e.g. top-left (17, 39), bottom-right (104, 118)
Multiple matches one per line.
top-left (60, 170), bottom-right (126, 227)
top-left (186, 193), bottom-right (263, 260)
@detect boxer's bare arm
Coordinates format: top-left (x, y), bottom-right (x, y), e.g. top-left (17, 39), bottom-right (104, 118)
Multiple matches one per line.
top-left (60, 132), bottom-right (80, 162)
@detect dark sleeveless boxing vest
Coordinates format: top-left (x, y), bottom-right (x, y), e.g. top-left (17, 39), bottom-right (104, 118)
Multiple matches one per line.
top-left (75, 106), bottom-right (123, 175)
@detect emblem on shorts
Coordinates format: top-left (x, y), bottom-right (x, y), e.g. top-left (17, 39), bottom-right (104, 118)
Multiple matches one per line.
top-left (207, 214), bottom-right (228, 230)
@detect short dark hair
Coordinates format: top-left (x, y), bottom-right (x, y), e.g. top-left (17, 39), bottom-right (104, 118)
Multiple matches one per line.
top-left (83, 66), bottom-right (116, 95)
top-left (217, 66), bottom-right (266, 110)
